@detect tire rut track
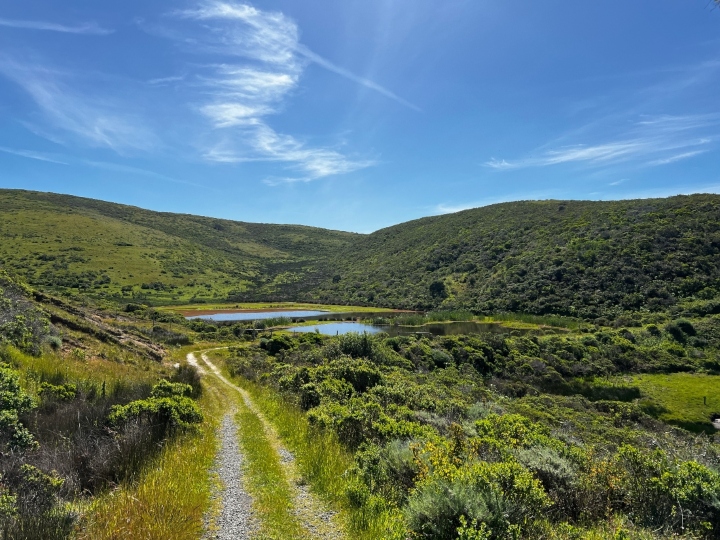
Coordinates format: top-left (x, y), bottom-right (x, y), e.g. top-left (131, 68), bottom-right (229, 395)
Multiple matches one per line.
top-left (190, 351), bottom-right (344, 540)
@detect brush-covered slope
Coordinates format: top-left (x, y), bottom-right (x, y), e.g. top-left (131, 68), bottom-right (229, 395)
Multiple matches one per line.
top-left (309, 195), bottom-right (720, 318)
top-left (0, 189), bottom-right (358, 304)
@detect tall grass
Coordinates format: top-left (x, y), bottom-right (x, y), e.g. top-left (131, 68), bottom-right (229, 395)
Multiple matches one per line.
top-left (76, 379), bottom-right (222, 540)
top-left (262, 316), bottom-right (292, 327)
top-left (236, 377), bottom-right (406, 540)
top-left (391, 314), bottom-right (427, 326)
top-left (481, 312), bottom-right (581, 329)
top-left (6, 346), bottom-right (162, 395)
top-left (426, 310), bottom-right (475, 322)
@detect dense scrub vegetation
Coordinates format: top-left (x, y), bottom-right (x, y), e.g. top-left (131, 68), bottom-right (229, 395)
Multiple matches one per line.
top-left (309, 195), bottom-right (720, 318)
top-left (221, 320), bottom-right (720, 538)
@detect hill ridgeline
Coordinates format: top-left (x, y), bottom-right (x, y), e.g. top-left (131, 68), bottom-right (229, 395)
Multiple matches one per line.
top-left (1, 189), bottom-right (719, 319)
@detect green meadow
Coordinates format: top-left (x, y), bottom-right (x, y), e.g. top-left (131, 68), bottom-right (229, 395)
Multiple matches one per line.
top-left (630, 373), bottom-right (720, 433)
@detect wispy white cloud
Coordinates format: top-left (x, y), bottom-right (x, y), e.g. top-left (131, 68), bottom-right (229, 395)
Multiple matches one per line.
top-left (0, 58), bottom-right (158, 153)
top-left (0, 146), bottom-right (201, 188)
top-left (0, 18), bottom-right (112, 35)
top-left (205, 124), bottom-right (374, 183)
top-left (608, 178), bottom-right (626, 186)
top-left (177, 2), bottom-right (299, 66)
top-left (0, 146), bottom-right (68, 165)
top-left (147, 74), bottom-right (186, 85)
top-left (486, 114), bottom-right (717, 171)
top-left (647, 150), bottom-right (708, 166)
top-left (174, 1), bottom-right (376, 182)
top-left (178, 2), bottom-right (416, 110)
top-left (296, 46), bottom-right (420, 111)
top-left (83, 160), bottom-right (205, 188)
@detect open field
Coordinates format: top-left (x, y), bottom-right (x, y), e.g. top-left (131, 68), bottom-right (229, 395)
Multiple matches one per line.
top-left (629, 373), bottom-right (720, 433)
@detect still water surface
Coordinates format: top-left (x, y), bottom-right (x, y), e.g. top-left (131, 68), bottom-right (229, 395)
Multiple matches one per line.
top-left (187, 310), bottom-right (329, 321)
top-left (289, 321), bottom-right (524, 336)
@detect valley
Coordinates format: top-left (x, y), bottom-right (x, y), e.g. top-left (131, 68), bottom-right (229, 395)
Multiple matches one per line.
top-left (0, 190), bottom-right (719, 539)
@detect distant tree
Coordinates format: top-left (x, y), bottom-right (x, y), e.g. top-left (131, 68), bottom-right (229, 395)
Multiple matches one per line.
top-left (429, 280), bottom-right (447, 299)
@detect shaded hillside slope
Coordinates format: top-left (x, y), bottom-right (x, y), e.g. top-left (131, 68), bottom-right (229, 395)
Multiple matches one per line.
top-left (0, 190), bottom-right (358, 304)
top-left (308, 195), bottom-right (720, 318)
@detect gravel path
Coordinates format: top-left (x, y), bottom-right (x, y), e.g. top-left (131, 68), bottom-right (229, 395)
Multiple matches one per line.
top-left (196, 351), bottom-right (344, 540)
top-left (187, 352), bottom-right (206, 374)
top-left (205, 414), bottom-right (258, 540)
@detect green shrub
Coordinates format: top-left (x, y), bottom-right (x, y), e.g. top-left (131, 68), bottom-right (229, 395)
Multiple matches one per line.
top-left (108, 380), bottom-right (202, 431)
top-left (170, 364), bottom-right (202, 398)
top-left (614, 446), bottom-right (720, 535)
top-left (0, 363), bottom-right (36, 450)
top-left (149, 379), bottom-right (193, 398)
top-left (474, 414), bottom-right (550, 449)
top-left (321, 357), bottom-right (382, 393)
top-left (355, 440), bottom-right (418, 504)
top-left (406, 460), bottom-right (550, 539)
top-left (38, 382), bottom-right (77, 402)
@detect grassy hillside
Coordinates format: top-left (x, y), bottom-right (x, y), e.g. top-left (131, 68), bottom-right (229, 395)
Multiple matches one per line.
top-left (309, 195), bottom-right (720, 318)
top-left (0, 190), bottom-right (358, 304)
top-left (3, 190), bottom-right (720, 320)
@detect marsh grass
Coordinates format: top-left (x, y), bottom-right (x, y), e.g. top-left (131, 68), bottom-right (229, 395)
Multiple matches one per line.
top-left (426, 310), bottom-right (475, 322)
top-left (480, 312), bottom-right (582, 329)
top-left (260, 316), bottom-right (292, 328)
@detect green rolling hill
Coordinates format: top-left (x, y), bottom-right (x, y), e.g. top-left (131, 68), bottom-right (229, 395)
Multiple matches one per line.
top-left (2, 189), bottom-right (719, 319)
top-left (0, 189), bottom-right (358, 304)
top-left (307, 195), bottom-right (720, 318)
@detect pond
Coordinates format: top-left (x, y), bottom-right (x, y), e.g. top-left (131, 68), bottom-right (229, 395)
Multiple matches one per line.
top-left (187, 310), bottom-right (329, 321)
top-left (288, 321), bottom-right (528, 336)
top-left (290, 322), bottom-right (386, 335)
top-left (185, 309), bottom-right (401, 322)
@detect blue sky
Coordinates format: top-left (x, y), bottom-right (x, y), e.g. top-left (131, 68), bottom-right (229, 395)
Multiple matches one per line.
top-left (0, 1), bottom-right (718, 232)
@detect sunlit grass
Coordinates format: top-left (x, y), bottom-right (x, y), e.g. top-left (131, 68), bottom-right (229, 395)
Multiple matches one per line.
top-left (4, 345), bottom-right (163, 398)
top-left (76, 376), bottom-right (223, 539)
top-left (629, 372), bottom-right (720, 432)
top-left (229, 372), bottom-right (405, 540)
top-left (480, 312), bottom-right (582, 329)
top-left (234, 401), bottom-right (308, 539)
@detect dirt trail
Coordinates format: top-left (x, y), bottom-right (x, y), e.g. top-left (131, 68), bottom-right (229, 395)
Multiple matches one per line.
top-left (193, 350), bottom-right (344, 540)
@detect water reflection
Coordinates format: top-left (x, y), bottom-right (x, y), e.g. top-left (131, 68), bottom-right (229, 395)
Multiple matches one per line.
top-left (290, 322), bottom-right (385, 335)
top-left (187, 310), bottom-right (328, 321)
top-left (289, 321), bottom-right (525, 336)
top-left (186, 310), bottom-right (401, 322)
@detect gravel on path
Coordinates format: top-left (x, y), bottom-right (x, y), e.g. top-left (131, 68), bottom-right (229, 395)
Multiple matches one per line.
top-left (204, 413), bottom-right (258, 540)
top-left (198, 351), bottom-right (344, 540)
